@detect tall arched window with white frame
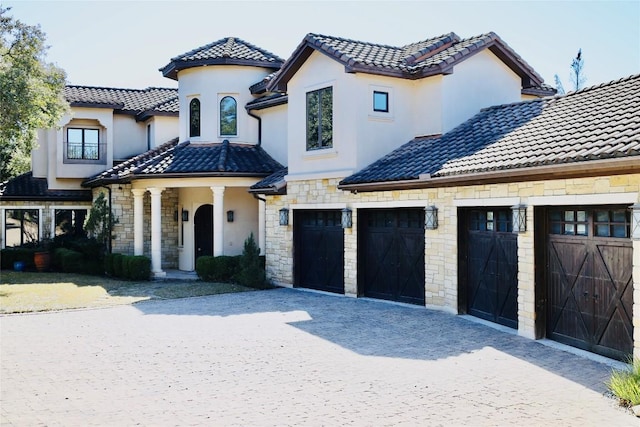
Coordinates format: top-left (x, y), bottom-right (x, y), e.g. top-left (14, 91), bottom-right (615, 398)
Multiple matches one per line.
top-left (190, 98), bottom-right (201, 137)
top-left (219, 96), bottom-right (237, 136)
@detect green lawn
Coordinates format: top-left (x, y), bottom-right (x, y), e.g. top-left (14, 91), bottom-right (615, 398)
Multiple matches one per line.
top-left (0, 271), bottom-right (254, 314)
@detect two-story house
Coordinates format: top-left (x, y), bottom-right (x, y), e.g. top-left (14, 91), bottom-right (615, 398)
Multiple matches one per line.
top-left (2, 31), bottom-right (639, 361)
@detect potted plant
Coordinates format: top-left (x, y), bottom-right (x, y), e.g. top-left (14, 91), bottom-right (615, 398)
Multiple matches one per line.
top-left (32, 239), bottom-right (53, 272)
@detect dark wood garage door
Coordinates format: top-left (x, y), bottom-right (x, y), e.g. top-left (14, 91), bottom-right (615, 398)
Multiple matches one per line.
top-left (546, 207), bottom-right (633, 360)
top-left (294, 210), bottom-right (344, 294)
top-left (359, 209), bottom-right (425, 305)
top-left (460, 208), bottom-right (518, 329)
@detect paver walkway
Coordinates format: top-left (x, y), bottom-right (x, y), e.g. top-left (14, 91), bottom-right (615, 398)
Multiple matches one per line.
top-left (0, 288), bottom-right (634, 426)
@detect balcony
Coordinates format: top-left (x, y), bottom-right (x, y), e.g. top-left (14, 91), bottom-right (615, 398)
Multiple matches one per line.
top-left (63, 141), bottom-right (107, 165)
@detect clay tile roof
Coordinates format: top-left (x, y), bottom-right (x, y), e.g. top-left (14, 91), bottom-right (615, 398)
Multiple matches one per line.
top-left (339, 74), bottom-right (640, 188)
top-left (160, 37), bottom-right (285, 80)
top-left (249, 167), bottom-right (288, 194)
top-left (269, 32), bottom-right (551, 94)
top-left (64, 86), bottom-right (178, 120)
top-left (0, 172), bottom-right (92, 201)
top-left (83, 139), bottom-right (283, 187)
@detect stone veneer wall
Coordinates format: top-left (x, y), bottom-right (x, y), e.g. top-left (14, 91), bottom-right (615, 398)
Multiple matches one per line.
top-left (100, 185), bottom-right (179, 269)
top-left (265, 174), bottom-right (640, 356)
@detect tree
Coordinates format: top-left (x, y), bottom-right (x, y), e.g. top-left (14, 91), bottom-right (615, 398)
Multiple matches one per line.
top-left (554, 49), bottom-right (587, 94)
top-left (569, 48), bottom-right (586, 92)
top-left (84, 192), bottom-right (117, 254)
top-left (0, 6), bottom-right (68, 182)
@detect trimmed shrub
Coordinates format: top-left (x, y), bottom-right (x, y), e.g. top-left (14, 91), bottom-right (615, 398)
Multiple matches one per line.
top-left (195, 255), bottom-right (241, 282)
top-left (237, 233), bottom-right (267, 289)
top-left (112, 253), bottom-right (125, 278)
top-left (1, 247), bottom-right (36, 270)
top-left (53, 248), bottom-right (84, 273)
top-left (126, 256), bottom-right (151, 281)
top-left (104, 253), bottom-right (116, 276)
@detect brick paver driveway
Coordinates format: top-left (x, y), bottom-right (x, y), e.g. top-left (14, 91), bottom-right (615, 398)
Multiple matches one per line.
top-left (1, 288), bottom-right (634, 426)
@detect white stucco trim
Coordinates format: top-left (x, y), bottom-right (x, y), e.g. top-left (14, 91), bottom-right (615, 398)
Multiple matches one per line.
top-left (291, 203), bottom-right (347, 210)
top-left (352, 200), bottom-right (431, 209)
top-left (285, 170), bottom-right (353, 182)
top-left (453, 197), bottom-right (521, 207)
top-left (528, 192), bottom-right (638, 206)
top-left (302, 149), bottom-right (339, 160)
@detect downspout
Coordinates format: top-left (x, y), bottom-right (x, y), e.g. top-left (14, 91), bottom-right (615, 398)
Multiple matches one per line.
top-left (247, 109), bottom-right (262, 146)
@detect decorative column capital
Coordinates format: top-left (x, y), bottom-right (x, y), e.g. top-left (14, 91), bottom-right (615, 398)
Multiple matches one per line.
top-left (131, 188), bottom-right (146, 197)
top-left (210, 186), bottom-right (225, 196)
top-left (147, 187), bottom-right (165, 196)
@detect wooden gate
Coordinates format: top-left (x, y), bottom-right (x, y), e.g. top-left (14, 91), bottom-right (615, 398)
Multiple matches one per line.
top-left (546, 207), bottom-right (633, 360)
top-left (460, 208), bottom-right (518, 329)
top-left (294, 210), bottom-right (344, 294)
top-left (359, 209), bottom-right (425, 305)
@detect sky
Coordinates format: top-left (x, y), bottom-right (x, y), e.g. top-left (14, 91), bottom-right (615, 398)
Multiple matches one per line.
top-left (3, 0), bottom-right (639, 90)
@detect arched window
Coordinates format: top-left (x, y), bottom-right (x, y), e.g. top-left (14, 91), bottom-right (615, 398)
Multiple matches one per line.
top-left (189, 98), bottom-right (200, 137)
top-left (219, 96), bottom-right (237, 136)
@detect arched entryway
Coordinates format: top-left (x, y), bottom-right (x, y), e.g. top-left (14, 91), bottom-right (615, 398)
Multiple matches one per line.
top-left (194, 204), bottom-right (213, 259)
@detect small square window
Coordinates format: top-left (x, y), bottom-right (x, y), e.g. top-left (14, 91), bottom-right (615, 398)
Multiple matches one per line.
top-left (373, 91), bottom-right (389, 112)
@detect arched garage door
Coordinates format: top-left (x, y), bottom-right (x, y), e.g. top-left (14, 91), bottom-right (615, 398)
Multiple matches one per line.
top-left (545, 207), bottom-right (633, 361)
top-left (358, 209), bottom-right (425, 305)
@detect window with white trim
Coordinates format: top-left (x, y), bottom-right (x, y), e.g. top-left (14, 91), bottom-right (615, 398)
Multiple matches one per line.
top-left (306, 86), bottom-right (333, 150)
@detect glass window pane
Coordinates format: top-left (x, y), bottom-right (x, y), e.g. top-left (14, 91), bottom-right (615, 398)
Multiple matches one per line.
top-left (190, 98), bottom-right (200, 137)
top-left (612, 210), bottom-right (627, 222)
top-left (486, 221), bottom-right (494, 231)
top-left (320, 87), bottom-right (333, 148)
top-left (373, 91), bottom-right (388, 112)
top-left (487, 211), bottom-right (494, 221)
top-left (551, 223), bottom-right (562, 234)
top-left (564, 211), bottom-right (574, 221)
top-left (220, 97), bottom-right (237, 136)
top-left (85, 129), bottom-right (99, 144)
top-left (67, 128), bottom-right (83, 143)
top-left (595, 211), bottom-right (609, 222)
top-left (612, 225), bottom-right (627, 238)
top-left (564, 224), bottom-right (575, 235)
top-left (576, 224), bottom-right (587, 235)
top-left (550, 211), bottom-right (562, 221)
top-left (595, 224), bottom-right (610, 237)
top-left (577, 211), bottom-right (586, 222)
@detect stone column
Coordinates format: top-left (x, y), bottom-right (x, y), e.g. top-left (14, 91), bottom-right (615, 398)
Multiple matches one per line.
top-left (131, 189), bottom-right (146, 256)
top-left (211, 186), bottom-right (225, 257)
top-left (148, 187), bottom-right (166, 277)
top-left (258, 198), bottom-right (266, 255)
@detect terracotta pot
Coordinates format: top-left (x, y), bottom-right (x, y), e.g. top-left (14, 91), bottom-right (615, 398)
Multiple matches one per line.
top-left (34, 251), bottom-right (51, 272)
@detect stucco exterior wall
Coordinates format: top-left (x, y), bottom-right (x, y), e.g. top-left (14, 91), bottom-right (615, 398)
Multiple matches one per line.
top-left (177, 65), bottom-right (272, 144)
top-left (113, 115), bottom-right (146, 160)
top-left (256, 103), bottom-right (288, 166)
top-left (441, 49), bottom-right (522, 133)
top-left (264, 173), bottom-right (640, 355)
top-left (151, 115), bottom-right (179, 148)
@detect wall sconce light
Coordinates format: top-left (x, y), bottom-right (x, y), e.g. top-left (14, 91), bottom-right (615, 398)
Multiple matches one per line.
top-left (631, 204), bottom-right (640, 239)
top-left (279, 207), bottom-right (289, 226)
top-left (424, 205), bottom-right (438, 230)
top-left (341, 208), bottom-right (353, 228)
top-left (182, 209), bottom-right (189, 222)
top-left (511, 204), bottom-right (527, 233)
top-left (227, 210), bottom-right (234, 222)
top-left (174, 210), bottom-right (179, 222)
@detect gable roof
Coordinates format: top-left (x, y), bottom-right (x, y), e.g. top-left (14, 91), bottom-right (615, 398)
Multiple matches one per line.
top-left (83, 139), bottom-right (283, 187)
top-left (339, 74), bottom-right (640, 191)
top-left (160, 37), bottom-right (285, 80)
top-left (0, 172), bottom-right (92, 202)
top-left (268, 32), bottom-right (552, 95)
top-left (64, 86), bottom-right (178, 121)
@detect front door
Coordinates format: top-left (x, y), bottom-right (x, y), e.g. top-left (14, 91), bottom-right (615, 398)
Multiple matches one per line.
top-left (194, 204), bottom-right (213, 259)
